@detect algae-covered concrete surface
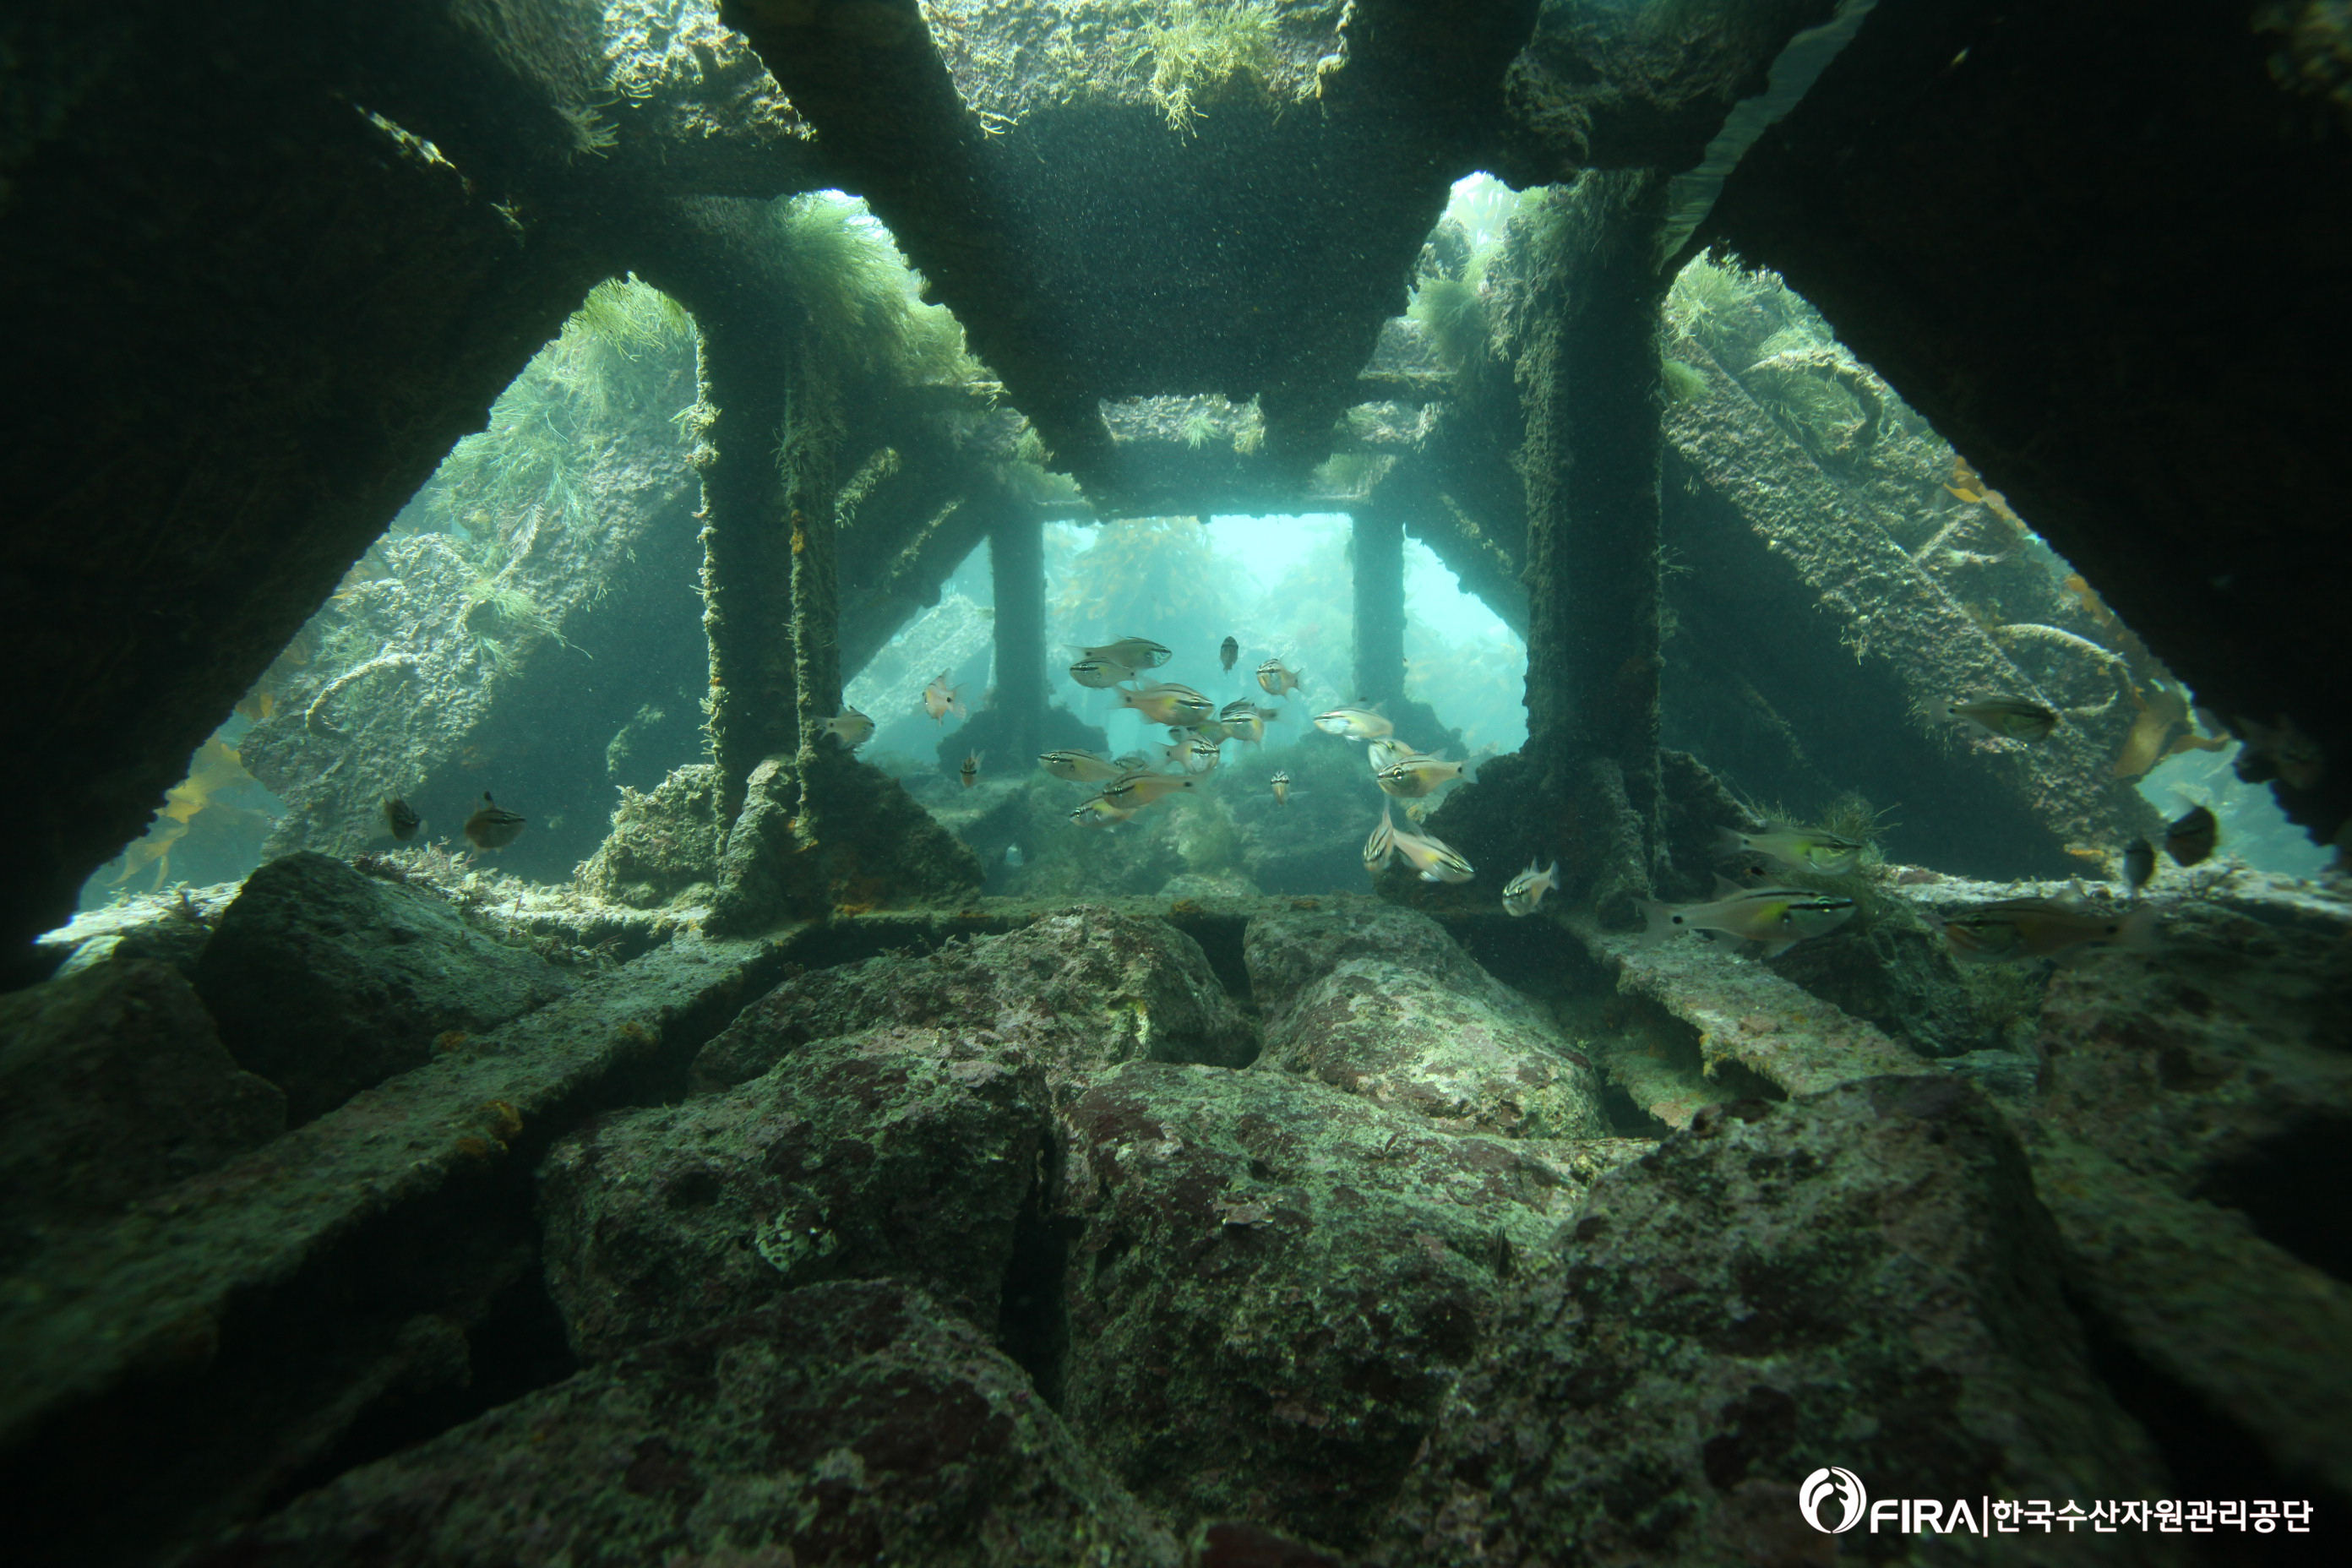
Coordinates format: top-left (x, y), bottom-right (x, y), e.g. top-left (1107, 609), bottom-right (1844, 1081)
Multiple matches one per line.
top-left (6, 864), bottom-right (2352, 1563)
top-left (0, 923), bottom-right (806, 1566)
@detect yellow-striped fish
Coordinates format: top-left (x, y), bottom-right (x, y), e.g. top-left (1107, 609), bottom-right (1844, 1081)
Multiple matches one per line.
top-left (1083, 635), bottom-right (1170, 670)
top-left (1391, 824), bottom-right (1474, 884)
top-left (1315, 706), bottom-right (1394, 742)
top-left (1041, 749), bottom-right (1124, 783)
top-left (1502, 858), bottom-right (1558, 917)
top-left (1102, 770), bottom-right (1198, 807)
top-left (1117, 683), bottom-right (1216, 727)
top-left (1071, 795), bottom-right (1138, 827)
top-left (1636, 876), bottom-right (1855, 957)
top-left (1715, 822), bottom-right (1864, 876)
top-left (1256, 658), bottom-right (1304, 699)
top-left (1927, 896), bottom-right (2159, 964)
top-left (1364, 803), bottom-right (1396, 874)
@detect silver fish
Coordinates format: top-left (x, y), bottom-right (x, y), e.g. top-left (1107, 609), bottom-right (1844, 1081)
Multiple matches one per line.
top-left (822, 707), bottom-right (876, 749)
top-left (959, 750), bottom-right (983, 788)
top-left (1186, 737), bottom-right (1223, 774)
top-left (1271, 770), bottom-right (1291, 805)
top-left (923, 671), bottom-right (965, 722)
top-left (1220, 635), bottom-right (1239, 672)
top-left (1502, 858), bottom-right (1558, 917)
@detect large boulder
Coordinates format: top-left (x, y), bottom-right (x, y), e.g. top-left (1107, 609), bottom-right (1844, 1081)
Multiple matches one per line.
top-left (195, 852), bottom-right (571, 1122)
top-left (574, 762), bottom-right (725, 909)
top-left (1245, 905), bottom-right (1606, 1138)
top-left (193, 1281), bottom-right (1181, 1568)
top-left (1054, 1060), bottom-right (1642, 1550)
top-left (710, 751), bottom-right (984, 934)
top-left (691, 907), bottom-right (1256, 1096)
top-left (0, 957), bottom-right (282, 1267)
top-left (541, 1023), bottom-right (1054, 1363)
top-left (2018, 897), bottom-right (2352, 1500)
top-left (1377, 1076), bottom-right (2180, 1566)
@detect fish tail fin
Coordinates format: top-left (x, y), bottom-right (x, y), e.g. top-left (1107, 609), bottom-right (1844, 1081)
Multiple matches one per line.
top-left (1634, 897), bottom-right (1677, 945)
top-left (1712, 826), bottom-right (1749, 858)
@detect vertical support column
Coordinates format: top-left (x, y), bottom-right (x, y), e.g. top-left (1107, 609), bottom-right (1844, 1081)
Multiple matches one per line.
top-left (1519, 172), bottom-right (1671, 905)
top-left (988, 503), bottom-right (1047, 765)
top-left (694, 321), bottom-right (800, 825)
top-left (784, 366), bottom-right (843, 770)
top-left (1351, 506), bottom-right (1407, 707)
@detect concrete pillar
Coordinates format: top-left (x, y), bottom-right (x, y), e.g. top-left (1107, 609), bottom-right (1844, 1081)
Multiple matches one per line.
top-left (694, 321), bottom-right (801, 825)
top-left (1518, 173), bottom-right (1671, 901)
top-left (784, 373), bottom-right (843, 770)
top-left (1351, 506), bottom-right (1407, 707)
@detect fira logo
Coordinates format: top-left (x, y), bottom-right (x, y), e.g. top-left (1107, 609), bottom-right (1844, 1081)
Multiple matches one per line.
top-left (1800, 1467), bottom-right (1868, 1533)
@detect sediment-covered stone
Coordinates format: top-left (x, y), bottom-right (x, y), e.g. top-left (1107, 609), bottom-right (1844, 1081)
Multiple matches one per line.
top-left (574, 762), bottom-right (725, 909)
top-left (1245, 905), bottom-right (1606, 1138)
top-left (2017, 898), bottom-right (2352, 1498)
top-left (196, 1280), bottom-right (1181, 1568)
top-left (1378, 1075), bottom-right (2179, 1566)
top-left (692, 906), bottom-right (1255, 1096)
top-left (542, 1023), bottom-right (1053, 1362)
top-left (0, 957), bottom-right (283, 1267)
top-left (710, 752), bottom-right (984, 934)
top-left (1056, 1060), bottom-right (1639, 1549)
top-left (194, 852), bottom-right (571, 1122)
top-left (0, 928), bottom-right (802, 1568)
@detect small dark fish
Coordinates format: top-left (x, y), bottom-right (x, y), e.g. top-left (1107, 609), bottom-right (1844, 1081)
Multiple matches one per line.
top-left (2164, 804), bottom-right (2218, 867)
top-left (2122, 836), bottom-right (2157, 893)
top-left (381, 796), bottom-right (421, 841)
top-left (960, 750), bottom-right (983, 789)
top-left (1220, 635), bottom-right (1239, 672)
top-left (464, 792), bottom-right (526, 850)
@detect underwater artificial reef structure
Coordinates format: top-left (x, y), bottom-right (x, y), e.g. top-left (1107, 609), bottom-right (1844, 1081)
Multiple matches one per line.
top-left (3, 2), bottom-right (2350, 1565)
